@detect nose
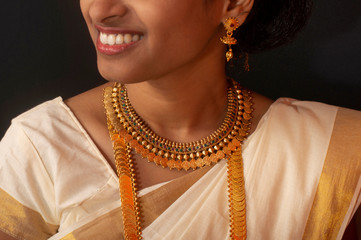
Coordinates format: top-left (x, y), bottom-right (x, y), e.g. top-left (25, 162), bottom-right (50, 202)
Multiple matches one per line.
top-left (88, 0), bottom-right (128, 25)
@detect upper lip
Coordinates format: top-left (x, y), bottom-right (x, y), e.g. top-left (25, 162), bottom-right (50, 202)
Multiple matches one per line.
top-left (95, 24), bottom-right (144, 35)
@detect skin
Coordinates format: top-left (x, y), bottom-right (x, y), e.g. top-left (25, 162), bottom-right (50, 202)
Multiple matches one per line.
top-left (0, 1), bottom-right (272, 238)
top-left (64, 0), bottom-right (272, 190)
top-left (2, 1), bottom-right (360, 239)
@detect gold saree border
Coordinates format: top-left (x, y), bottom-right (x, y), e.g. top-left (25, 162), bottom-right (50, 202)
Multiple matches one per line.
top-left (139, 165), bottom-right (212, 229)
top-left (302, 107), bottom-right (361, 240)
top-left (0, 188), bottom-right (58, 240)
top-left (61, 166), bottom-right (211, 239)
top-left (61, 208), bottom-right (124, 240)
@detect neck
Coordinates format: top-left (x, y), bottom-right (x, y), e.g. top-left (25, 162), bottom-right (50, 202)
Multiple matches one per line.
top-left (125, 55), bottom-right (228, 143)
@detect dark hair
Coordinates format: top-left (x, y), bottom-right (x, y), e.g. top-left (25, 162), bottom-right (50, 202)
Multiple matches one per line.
top-left (234, 0), bottom-right (313, 54)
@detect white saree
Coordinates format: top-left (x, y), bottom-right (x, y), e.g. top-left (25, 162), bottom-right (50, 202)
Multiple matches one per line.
top-left (0, 97), bottom-right (360, 239)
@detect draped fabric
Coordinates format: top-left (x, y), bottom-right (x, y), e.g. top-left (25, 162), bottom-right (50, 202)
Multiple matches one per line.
top-left (0, 97), bottom-right (360, 239)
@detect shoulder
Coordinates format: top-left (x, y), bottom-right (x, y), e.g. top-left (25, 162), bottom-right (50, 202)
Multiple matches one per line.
top-left (248, 94), bottom-right (340, 134)
top-left (263, 97), bottom-right (340, 127)
top-left (248, 97), bottom-right (361, 157)
top-left (1, 97), bottom-right (73, 152)
top-left (270, 97), bottom-right (339, 115)
top-left (245, 98), bottom-right (341, 158)
top-left (0, 84), bottom-right (111, 164)
top-left (64, 82), bottom-right (115, 163)
top-left (2, 97), bottom-right (82, 146)
top-left (267, 98), bottom-right (361, 135)
top-left (0, 98), bottom-right (72, 228)
top-left (0, 97), bottom-right (87, 173)
top-left (0, 88), bottom-right (118, 236)
top-left (246, 93), bottom-right (342, 141)
top-left (11, 97), bottom-right (68, 126)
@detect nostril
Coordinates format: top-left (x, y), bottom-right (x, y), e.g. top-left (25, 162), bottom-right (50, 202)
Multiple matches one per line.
top-left (102, 15), bottom-right (123, 24)
top-left (88, 0), bottom-right (128, 24)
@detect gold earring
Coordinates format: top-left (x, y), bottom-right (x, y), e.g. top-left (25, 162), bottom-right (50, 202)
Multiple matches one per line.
top-left (220, 17), bottom-right (240, 62)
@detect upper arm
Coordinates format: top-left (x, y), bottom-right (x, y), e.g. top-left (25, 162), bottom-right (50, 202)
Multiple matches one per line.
top-left (0, 122), bottom-right (59, 239)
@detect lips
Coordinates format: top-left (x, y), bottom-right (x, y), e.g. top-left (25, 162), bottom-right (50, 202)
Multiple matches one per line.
top-left (95, 25), bottom-right (144, 55)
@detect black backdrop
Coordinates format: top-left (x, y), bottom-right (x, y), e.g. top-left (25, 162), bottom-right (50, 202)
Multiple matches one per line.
top-left (1, 0), bottom-right (361, 138)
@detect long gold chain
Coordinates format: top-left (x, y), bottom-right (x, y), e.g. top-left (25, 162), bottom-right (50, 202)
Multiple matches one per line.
top-left (104, 79), bottom-right (253, 240)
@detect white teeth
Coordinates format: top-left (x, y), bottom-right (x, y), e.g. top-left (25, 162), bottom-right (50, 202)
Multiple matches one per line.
top-left (124, 34), bottom-right (132, 44)
top-left (132, 34), bottom-right (139, 42)
top-left (100, 32), bottom-right (142, 45)
top-left (108, 34), bottom-right (116, 45)
top-left (100, 32), bottom-right (107, 44)
top-left (116, 34), bottom-right (124, 44)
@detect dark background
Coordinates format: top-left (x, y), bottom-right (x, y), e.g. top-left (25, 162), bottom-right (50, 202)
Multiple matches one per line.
top-left (1, 0), bottom-right (360, 138)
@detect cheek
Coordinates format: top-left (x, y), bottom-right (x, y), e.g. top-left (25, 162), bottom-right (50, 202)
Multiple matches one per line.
top-left (90, 1), bottom-right (223, 82)
top-left (79, 0), bottom-right (89, 21)
top-left (146, 7), bottom-right (214, 50)
top-left (154, 20), bottom-right (218, 62)
top-left (80, 1), bottom-right (97, 42)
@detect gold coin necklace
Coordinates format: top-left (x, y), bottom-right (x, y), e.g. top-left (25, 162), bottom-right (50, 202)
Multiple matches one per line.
top-left (104, 78), bottom-right (253, 240)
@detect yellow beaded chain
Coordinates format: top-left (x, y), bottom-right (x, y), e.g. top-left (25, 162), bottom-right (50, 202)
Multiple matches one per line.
top-left (107, 79), bottom-right (252, 171)
top-left (104, 79), bottom-right (253, 240)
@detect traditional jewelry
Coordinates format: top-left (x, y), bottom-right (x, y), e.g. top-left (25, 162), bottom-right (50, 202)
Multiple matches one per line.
top-left (220, 17), bottom-right (240, 62)
top-left (104, 79), bottom-right (253, 240)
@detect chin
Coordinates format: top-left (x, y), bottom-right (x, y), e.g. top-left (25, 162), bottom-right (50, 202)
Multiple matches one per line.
top-left (97, 59), bottom-right (127, 83)
top-left (97, 61), bottom-right (147, 84)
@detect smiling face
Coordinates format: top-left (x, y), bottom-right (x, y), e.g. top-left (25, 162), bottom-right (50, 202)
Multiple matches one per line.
top-left (80, 0), bottom-right (228, 83)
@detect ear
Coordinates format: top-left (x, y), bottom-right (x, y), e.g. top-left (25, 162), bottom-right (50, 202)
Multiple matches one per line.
top-left (221, 0), bottom-right (254, 25)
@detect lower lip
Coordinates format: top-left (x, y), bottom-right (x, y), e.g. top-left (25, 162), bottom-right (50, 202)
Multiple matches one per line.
top-left (96, 37), bottom-right (138, 55)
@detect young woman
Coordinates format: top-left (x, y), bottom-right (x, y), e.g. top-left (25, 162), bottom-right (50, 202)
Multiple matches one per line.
top-left (0, 0), bottom-right (359, 239)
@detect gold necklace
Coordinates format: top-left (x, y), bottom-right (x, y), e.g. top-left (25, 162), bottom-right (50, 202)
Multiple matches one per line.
top-left (108, 79), bottom-right (252, 170)
top-left (104, 79), bottom-right (253, 240)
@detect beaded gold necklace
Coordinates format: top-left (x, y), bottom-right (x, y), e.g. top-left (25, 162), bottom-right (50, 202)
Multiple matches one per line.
top-left (104, 79), bottom-right (253, 240)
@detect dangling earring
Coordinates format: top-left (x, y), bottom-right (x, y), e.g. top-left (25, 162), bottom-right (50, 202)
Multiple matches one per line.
top-left (220, 17), bottom-right (240, 62)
